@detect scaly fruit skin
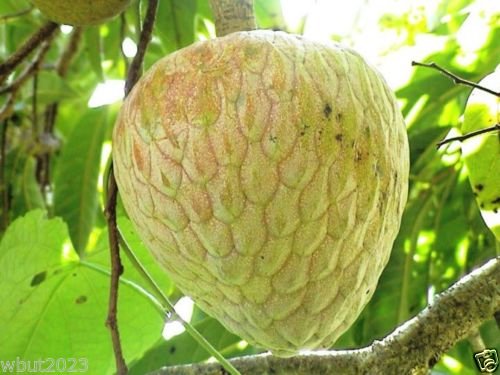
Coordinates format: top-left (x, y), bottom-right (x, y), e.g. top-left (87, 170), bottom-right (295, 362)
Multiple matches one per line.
top-left (113, 30), bottom-right (409, 356)
top-left (31, 0), bottom-right (131, 26)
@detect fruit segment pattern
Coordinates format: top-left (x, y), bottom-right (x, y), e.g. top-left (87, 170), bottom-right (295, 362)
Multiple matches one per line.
top-left (113, 31), bottom-right (409, 356)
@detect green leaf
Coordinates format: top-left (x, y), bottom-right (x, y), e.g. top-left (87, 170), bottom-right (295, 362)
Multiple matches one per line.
top-left (53, 107), bottom-right (108, 253)
top-left (85, 212), bottom-right (175, 300)
top-left (23, 71), bottom-right (78, 105)
top-left (254, 0), bottom-right (286, 30)
top-left (461, 66), bottom-right (500, 239)
top-left (115, 214), bottom-right (175, 295)
top-left (0, 0), bottom-right (31, 16)
top-left (10, 155), bottom-right (45, 215)
top-left (156, 0), bottom-right (197, 53)
top-left (128, 317), bottom-right (248, 374)
top-left (0, 210), bottom-right (164, 373)
top-left (84, 26), bottom-right (105, 82)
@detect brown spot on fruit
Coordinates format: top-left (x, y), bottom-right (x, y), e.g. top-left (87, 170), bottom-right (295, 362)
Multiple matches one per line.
top-left (133, 141), bottom-right (145, 172)
top-left (323, 104), bottom-right (332, 119)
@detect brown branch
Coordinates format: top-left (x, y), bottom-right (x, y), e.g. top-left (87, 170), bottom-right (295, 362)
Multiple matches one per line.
top-left (32, 73), bottom-right (39, 134)
top-left (42, 26), bottom-right (83, 134)
top-left (0, 36), bottom-right (56, 123)
top-left (412, 61), bottom-right (500, 97)
top-left (35, 27), bottom-right (82, 192)
top-left (106, 1), bottom-right (159, 374)
top-left (0, 21), bottom-right (59, 85)
top-left (151, 257), bottom-right (500, 375)
top-left (436, 123), bottom-right (500, 149)
top-left (41, 26), bottom-right (83, 136)
top-left (104, 167), bottom-right (127, 375)
top-left (56, 27), bottom-right (83, 77)
top-left (124, 0), bottom-right (158, 96)
top-left (209, 0), bottom-right (256, 37)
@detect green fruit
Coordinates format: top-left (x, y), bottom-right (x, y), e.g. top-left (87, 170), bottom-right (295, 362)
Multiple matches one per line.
top-left (461, 66), bottom-right (500, 239)
top-left (31, 0), bottom-right (131, 26)
top-left (113, 30), bottom-right (409, 356)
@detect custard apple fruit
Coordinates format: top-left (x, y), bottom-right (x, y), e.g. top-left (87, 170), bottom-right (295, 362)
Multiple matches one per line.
top-left (113, 30), bottom-right (409, 356)
top-left (31, 0), bottom-right (131, 26)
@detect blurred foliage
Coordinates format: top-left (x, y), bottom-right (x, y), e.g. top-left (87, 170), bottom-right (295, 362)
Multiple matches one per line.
top-left (0, 0), bottom-right (498, 374)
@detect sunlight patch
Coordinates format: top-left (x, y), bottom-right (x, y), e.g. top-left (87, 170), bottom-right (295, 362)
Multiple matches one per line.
top-left (162, 296), bottom-right (194, 340)
top-left (61, 238), bottom-right (78, 263)
top-left (88, 80), bottom-right (125, 108)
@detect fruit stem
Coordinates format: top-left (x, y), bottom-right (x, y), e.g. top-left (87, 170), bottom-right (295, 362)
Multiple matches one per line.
top-left (119, 229), bottom-right (242, 375)
top-left (209, 0), bottom-right (256, 37)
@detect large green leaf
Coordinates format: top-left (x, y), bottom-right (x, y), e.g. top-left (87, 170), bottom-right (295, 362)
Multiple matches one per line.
top-left (0, 0), bottom-right (31, 17)
top-left (84, 26), bottom-right (105, 82)
top-left (113, 214), bottom-right (175, 295)
top-left (53, 107), bottom-right (109, 253)
top-left (23, 71), bottom-right (78, 106)
top-left (0, 210), bottom-right (164, 374)
top-left (155, 0), bottom-right (197, 53)
top-left (9, 153), bottom-right (45, 217)
top-left (128, 316), bottom-right (256, 374)
top-left (254, 0), bottom-right (285, 30)
top-left (461, 66), bottom-right (500, 240)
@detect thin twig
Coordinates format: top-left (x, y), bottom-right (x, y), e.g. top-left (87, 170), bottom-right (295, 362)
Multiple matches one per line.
top-left (106, 1), bottom-right (159, 374)
top-left (124, 0), bottom-right (159, 95)
top-left (0, 6), bottom-right (33, 22)
top-left (412, 61), bottom-right (500, 97)
top-left (0, 120), bottom-right (9, 231)
top-left (119, 229), bottom-right (242, 375)
top-left (56, 27), bottom-right (83, 77)
top-left (0, 21), bottom-right (59, 85)
top-left (104, 167), bottom-right (128, 375)
top-left (32, 73), bottom-right (39, 134)
top-left (436, 123), bottom-right (500, 149)
top-left (37, 27), bottom-right (83, 194)
top-left (0, 37), bottom-right (56, 123)
top-left (43, 26), bottom-right (83, 133)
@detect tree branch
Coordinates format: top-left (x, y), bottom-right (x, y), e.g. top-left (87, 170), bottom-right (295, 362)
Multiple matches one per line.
top-left (106, 1), bottom-right (159, 374)
top-left (151, 257), bottom-right (500, 375)
top-left (124, 0), bottom-right (158, 96)
top-left (105, 167), bottom-right (127, 375)
top-left (37, 27), bottom-right (83, 196)
top-left (436, 123), bottom-right (500, 149)
top-left (209, 0), bottom-right (256, 37)
top-left (411, 61), bottom-right (500, 97)
top-left (0, 21), bottom-right (59, 85)
top-left (0, 6), bottom-right (33, 22)
top-left (0, 36), bottom-right (57, 123)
